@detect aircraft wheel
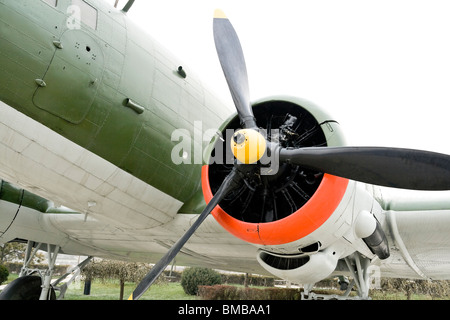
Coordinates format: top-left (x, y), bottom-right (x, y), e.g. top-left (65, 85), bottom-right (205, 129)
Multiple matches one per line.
top-left (0, 275), bottom-right (56, 300)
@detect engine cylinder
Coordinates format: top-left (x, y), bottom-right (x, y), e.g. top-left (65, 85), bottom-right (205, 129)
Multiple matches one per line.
top-left (207, 99), bottom-right (328, 222)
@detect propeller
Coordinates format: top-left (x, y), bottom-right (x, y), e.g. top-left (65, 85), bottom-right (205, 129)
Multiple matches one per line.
top-left (212, 9), bottom-right (450, 190)
top-left (128, 167), bottom-right (243, 300)
top-left (213, 9), bottom-right (256, 129)
top-left (129, 8), bottom-right (450, 300)
top-left (279, 146), bottom-right (450, 190)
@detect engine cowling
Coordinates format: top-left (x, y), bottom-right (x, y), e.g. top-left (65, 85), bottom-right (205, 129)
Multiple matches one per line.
top-left (202, 96), bottom-right (353, 254)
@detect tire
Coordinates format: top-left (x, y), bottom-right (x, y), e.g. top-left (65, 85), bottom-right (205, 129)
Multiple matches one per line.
top-left (0, 275), bottom-right (56, 300)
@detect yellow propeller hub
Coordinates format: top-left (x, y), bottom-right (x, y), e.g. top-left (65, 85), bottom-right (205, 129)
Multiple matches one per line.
top-left (231, 129), bottom-right (267, 164)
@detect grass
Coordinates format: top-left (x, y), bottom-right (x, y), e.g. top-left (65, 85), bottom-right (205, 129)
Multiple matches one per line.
top-left (64, 279), bottom-right (197, 300)
top-left (2, 274), bottom-right (196, 300)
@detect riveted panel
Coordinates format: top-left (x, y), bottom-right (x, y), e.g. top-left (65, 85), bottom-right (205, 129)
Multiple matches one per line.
top-left (33, 30), bottom-right (104, 124)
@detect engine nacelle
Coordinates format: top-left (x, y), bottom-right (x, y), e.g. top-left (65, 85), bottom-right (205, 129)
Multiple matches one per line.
top-left (202, 95), bottom-right (357, 254)
top-left (203, 95), bottom-right (392, 284)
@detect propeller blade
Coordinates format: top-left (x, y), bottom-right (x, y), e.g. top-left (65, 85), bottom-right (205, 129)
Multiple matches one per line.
top-left (279, 146), bottom-right (450, 190)
top-left (213, 9), bottom-right (256, 129)
top-left (128, 168), bottom-right (242, 300)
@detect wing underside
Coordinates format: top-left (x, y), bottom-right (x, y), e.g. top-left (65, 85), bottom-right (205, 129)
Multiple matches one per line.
top-left (378, 190), bottom-right (450, 280)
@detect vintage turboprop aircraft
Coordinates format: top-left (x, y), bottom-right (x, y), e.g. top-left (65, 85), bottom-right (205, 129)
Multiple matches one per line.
top-left (1, 0), bottom-right (450, 300)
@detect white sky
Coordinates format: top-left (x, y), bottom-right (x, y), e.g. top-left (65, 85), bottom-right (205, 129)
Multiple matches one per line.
top-left (104, 0), bottom-right (450, 155)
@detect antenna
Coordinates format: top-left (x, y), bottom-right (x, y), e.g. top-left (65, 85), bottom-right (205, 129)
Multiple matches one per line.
top-left (114, 0), bottom-right (119, 8)
top-left (122, 0), bottom-right (135, 13)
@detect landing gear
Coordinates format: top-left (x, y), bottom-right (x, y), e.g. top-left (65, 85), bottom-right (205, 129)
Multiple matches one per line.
top-left (0, 241), bottom-right (92, 300)
top-left (301, 253), bottom-right (376, 300)
top-left (343, 253), bottom-right (374, 299)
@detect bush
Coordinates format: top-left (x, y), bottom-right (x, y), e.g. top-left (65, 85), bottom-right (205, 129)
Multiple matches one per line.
top-left (198, 285), bottom-right (302, 300)
top-left (0, 265), bottom-right (9, 285)
top-left (181, 267), bottom-right (222, 295)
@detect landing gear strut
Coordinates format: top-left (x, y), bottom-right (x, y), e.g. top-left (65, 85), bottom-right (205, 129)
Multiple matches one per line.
top-left (301, 253), bottom-right (377, 300)
top-left (0, 241), bottom-right (92, 300)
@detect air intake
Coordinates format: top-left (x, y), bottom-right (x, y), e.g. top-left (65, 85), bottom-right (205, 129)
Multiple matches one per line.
top-left (259, 251), bottom-right (310, 270)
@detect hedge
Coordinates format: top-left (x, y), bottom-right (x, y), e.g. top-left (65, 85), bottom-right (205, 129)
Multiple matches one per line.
top-left (198, 285), bottom-right (302, 300)
top-left (4, 262), bottom-right (69, 276)
top-left (0, 265), bottom-right (9, 285)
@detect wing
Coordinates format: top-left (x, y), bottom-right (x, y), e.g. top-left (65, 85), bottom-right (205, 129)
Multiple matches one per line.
top-left (0, 179), bottom-right (266, 275)
top-left (377, 189), bottom-right (450, 280)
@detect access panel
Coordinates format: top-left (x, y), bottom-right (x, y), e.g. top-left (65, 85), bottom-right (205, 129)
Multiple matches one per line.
top-left (33, 29), bottom-right (104, 124)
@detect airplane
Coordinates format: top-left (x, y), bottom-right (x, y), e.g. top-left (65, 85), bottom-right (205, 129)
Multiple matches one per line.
top-left (1, 0), bottom-right (450, 300)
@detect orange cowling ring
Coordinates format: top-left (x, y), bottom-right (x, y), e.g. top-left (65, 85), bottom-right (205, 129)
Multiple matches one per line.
top-left (201, 165), bottom-right (349, 246)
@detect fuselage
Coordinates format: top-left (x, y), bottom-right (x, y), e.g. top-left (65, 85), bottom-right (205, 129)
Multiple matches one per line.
top-left (0, 0), bottom-right (231, 207)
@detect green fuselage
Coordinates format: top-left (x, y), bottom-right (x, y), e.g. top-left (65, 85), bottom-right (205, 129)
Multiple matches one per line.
top-left (0, 0), bottom-right (232, 206)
